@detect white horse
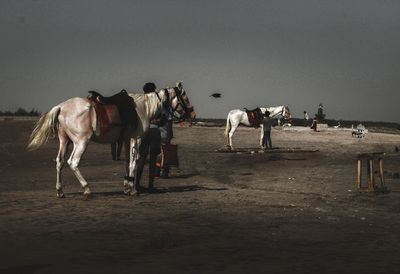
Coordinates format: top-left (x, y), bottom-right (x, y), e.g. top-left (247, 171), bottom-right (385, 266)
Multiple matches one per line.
top-left (224, 106), bottom-right (291, 150)
top-left (27, 81), bottom-right (195, 198)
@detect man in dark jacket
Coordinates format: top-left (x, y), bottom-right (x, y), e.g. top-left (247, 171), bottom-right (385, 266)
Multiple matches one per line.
top-left (135, 82), bottom-right (163, 190)
top-left (262, 110), bottom-right (273, 149)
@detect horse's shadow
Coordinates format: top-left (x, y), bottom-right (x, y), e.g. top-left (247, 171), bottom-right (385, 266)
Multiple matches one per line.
top-left (66, 183), bottom-right (227, 197)
top-left (64, 191), bottom-right (124, 198)
top-left (150, 185), bottom-right (227, 194)
top-left (169, 173), bottom-right (199, 179)
top-left (66, 173), bottom-right (227, 197)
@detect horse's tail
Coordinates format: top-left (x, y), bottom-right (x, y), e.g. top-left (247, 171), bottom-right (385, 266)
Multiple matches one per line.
top-left (224, 113), bottom-right (231, 137)
top-left (27, 106), bottom-right (61, 151)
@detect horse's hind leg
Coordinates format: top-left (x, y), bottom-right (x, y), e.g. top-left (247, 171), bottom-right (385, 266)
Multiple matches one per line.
top-left (228, 125), bottom-right (238, 150)
top-left (123, 138), bottom-right (135, 195)
top-left (56, 129), bottom-right (69, 198)
top-left (67, 139), bottom-right (91, 199)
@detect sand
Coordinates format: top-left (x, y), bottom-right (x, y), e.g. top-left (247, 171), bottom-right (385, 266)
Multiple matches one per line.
top-left (1, 120), bottom-right (400, 273)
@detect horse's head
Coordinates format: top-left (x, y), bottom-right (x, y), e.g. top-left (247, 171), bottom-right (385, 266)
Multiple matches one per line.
top-left (166, 81), bottom-right (196, 124)
top-left (283, 106), bottom-right (291, 120)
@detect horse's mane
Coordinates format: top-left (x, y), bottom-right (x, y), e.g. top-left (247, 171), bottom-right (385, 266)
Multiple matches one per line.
top-left (129, 92), bottom-right (145, 102)
top-left (129, 91), bottom-right (164, 118)
top-left (259, 106), bottom-right (286, 118)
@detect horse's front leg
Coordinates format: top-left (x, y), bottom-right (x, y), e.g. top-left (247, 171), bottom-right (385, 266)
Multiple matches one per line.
top-left (123, 138), bottom-right (138, 195)
top-left (133, 137), bottom-right (148, 193)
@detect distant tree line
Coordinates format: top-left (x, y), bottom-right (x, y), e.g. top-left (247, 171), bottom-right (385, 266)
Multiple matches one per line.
top-left (0, 107), bottom-right (40, 116)
top-left (194, 117), bottom-right (400, 130)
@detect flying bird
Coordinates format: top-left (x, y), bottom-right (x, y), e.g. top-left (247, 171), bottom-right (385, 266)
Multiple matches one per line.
top-left (210, 92), bottom-right (222, 98)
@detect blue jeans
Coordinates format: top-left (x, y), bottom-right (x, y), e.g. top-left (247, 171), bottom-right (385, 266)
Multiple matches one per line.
top-left (263, 131), bottom-right (272, 149)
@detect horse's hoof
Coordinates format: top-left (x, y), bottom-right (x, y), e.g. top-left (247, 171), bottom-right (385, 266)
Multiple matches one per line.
top-left (83, 193), bottom-right (92, 200)
top-left (129, 190), bottom-right (140, 196)
top-left (123, 181), bottom-right (134, 195)
top-left (57, 192), bottom-right (65, 198)
top-left (123, 185), bottom-right (132, 195)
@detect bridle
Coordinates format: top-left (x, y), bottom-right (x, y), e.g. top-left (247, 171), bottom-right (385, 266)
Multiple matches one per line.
top-left (283, 106), bottom-right (291, 119)
top-left (156, 88), bottom-right (192, 122)
top-left (268, 106), bottom-right (290, 120)
top-left (278, 106), bottom-right (289, 118)
top-left (281, 106), bottom-right (291, 121)
top-left (280, 106), bottom-right (286, 118)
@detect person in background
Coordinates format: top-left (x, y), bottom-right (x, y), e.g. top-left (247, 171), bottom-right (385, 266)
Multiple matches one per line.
top-left (111, 139), bottom-right (123, 161)
top-left (310, 117), bottom-right (318, 132)
top-left (262, 110), bottom-right (273, 149)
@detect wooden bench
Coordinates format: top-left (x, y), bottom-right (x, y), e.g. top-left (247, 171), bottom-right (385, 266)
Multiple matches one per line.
top-left (356, 152), bottom-right (386, 192)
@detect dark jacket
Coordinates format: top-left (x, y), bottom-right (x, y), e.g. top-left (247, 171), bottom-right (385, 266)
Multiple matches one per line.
top-left (262, 116), bottom-right (272, 131)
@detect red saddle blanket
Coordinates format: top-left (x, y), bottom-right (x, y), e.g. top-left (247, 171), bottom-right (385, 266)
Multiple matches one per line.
top-left (88, 98), bottom-right (118, 136)
top-left (246, 110), bottom-right (263, 128)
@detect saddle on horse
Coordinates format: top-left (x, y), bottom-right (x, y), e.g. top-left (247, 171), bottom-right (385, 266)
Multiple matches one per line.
top-left (88, 90), bottom-right (138, 129)
top-left (244, 107), bottom-right (263, 128)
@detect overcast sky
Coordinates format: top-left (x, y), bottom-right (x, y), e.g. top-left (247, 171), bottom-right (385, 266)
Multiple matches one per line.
top-left (1, 0), bottom-right (400, 122)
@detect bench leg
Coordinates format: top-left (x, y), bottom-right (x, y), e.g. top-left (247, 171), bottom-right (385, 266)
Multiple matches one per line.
top-left (379, 158), bottom-right (385, 188)
top-left (357, 159), bottom-right (362, 191)
top-left (367, 159), bottom-right (375, 191)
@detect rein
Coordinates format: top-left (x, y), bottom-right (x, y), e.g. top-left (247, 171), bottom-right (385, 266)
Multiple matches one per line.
top-left (156, 88), bottom-right (190, 122)
top-left (173, 87), bottom-right (190, 113)
top-left (155, 89), bottom-right (169, 109)
top-left (269, 106), bottom-right (287, 119)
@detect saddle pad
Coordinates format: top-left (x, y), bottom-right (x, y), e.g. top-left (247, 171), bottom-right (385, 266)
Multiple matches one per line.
top-left (88, 98), bottom-right (115, 136)
top-left (246, 111), bottom-right (262, 128)
top-left (247, 112), bottom-right (256, 126)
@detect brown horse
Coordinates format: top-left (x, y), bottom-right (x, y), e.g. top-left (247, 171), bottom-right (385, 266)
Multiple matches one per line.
top-left (27, 81), bottom-right (195, 198)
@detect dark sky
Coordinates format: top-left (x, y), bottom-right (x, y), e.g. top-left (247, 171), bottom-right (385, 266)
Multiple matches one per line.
top-left (1, 0), bottom-right (400, 122)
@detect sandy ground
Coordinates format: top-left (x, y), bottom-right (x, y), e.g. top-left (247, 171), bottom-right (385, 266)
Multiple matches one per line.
top-left (1, 120), bottom-right (400, 274)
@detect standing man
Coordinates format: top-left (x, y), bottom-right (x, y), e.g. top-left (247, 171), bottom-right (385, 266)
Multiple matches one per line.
top-left (262, 110), bottom-right (273, 149)
top-left (135, 82), bottom-right (163, 190)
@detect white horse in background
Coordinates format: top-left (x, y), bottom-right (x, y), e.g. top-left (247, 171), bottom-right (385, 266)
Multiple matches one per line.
top-left (224, 106), bottom-right (291, 150)
top-left (27, 82), bottom-right (195, 198)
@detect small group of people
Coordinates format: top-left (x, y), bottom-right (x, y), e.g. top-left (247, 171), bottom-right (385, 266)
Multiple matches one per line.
top-left (111, 82), bottom-right (174, 190)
